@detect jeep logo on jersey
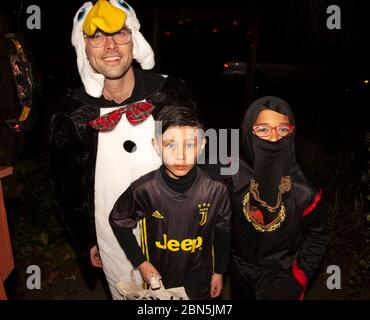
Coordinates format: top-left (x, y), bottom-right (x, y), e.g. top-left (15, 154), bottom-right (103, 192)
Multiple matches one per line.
top-left (155, 234), bottom-right (202, 252)
top-left (198, 203), bottom-right (211, 226)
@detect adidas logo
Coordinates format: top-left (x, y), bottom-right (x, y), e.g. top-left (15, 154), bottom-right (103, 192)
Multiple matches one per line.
top-left (152, 210), bottom-right (164, 219)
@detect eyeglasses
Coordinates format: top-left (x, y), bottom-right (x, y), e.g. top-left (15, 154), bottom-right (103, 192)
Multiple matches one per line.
top-left (84, 28), bottom-right (132, 48)
top-left (253, 124), bottom-right (295, 138)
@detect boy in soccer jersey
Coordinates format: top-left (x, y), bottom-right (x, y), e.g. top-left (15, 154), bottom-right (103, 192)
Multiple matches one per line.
top-left (109, 103), bottom-right (232, 299)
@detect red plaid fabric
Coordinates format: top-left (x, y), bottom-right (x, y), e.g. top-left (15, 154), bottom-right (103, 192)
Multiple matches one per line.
top-left (88, 101), bottom-right (155, 131)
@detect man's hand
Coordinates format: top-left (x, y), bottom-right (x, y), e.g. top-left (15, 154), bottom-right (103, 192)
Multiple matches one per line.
top-left (90, 245), bottom-right (103, 268)
top-left (210, 273), bottom-right (223, 298)
top-left (138, 261), bottom-right (161, 285)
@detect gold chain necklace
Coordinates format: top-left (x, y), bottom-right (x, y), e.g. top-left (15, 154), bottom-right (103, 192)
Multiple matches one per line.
top-left (250, 176), bottom-right (291, 213)
top-left (242, 192), bottom-right (286, 232)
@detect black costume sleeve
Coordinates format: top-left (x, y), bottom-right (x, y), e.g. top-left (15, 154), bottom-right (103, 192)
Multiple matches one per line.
top-left (215, 185), bottom-right (232, 232)
top-left (111, 226), bottom-right (146, 268)
top-left (214, 228), bottom-right (231, 274)
top-left (213, 185), bottom-right (232, 274)
top-left (50, 113), bottom-right (94, 246)
top-left (296, 192), bottom-right (329, 279)
top-left (49, 112), bottom-right (98, 288)
top-left (109, 185), bottom-right (147, 228)
top-left (109, 185), bottom-right (147, 267)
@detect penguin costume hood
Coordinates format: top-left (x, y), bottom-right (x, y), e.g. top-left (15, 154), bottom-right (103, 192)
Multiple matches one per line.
top-left (71, 0), bottom-right (155, 98)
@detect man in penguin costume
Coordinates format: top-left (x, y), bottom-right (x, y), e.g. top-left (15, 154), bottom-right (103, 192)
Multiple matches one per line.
top-left (50, 0), bottom-right (195, 299)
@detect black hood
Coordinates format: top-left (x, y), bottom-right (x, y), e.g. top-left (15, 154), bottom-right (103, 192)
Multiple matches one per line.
top-left (240, 96), bottom-right (297, 217)
top-left (230, 97), bottom-right (326, 271)
top-left (242, 95), bottom-right (296, 167)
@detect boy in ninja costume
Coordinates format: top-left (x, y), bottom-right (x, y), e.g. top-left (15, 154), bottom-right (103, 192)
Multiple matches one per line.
top-left (230, 96), bottom-right (329, 299)
top-left (110, 104), bottom-right (232, 299)
top-left (50, 0), bottom-right (195, 299)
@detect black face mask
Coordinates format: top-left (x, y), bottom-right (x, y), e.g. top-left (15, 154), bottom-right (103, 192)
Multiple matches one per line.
top-left (251, 135), bottom-right (294, 220)
top-left (241, 96), bottom-right (296, 222)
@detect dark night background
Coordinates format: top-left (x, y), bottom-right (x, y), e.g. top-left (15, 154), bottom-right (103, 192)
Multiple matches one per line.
top-left (0, 0), bottom-right (369, 300)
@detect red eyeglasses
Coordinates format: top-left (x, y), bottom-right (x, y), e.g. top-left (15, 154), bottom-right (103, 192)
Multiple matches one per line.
top-left (253, 124), bottom-right (295, 137)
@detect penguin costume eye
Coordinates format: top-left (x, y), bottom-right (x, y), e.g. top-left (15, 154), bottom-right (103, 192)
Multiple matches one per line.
top-left (123, 140), bottom-right (137, 153)
top-left (77, 7), bottom-right (86, 21)
top-left (116, 0), bottom-right (130, 10)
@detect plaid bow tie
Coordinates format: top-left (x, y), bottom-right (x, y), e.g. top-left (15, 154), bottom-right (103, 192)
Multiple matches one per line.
top-left (88, 101), bottom-right (155, 131)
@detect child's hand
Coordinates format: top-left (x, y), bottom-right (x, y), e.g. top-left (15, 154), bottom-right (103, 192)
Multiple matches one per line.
top-left (210, 273), bottom-right (223, 298)
top-left (138, 261), bottom-right (161, 285)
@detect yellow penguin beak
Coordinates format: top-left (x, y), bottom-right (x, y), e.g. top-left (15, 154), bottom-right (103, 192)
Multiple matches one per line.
top-left (83, 0), bottom-right (127, 36)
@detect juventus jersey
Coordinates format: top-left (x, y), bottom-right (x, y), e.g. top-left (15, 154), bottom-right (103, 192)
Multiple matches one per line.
top-left (110, 166), bottom-right (232, 299)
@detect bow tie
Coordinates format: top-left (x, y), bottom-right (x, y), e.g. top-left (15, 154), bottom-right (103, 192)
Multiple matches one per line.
top-left (88, 101), bottom-right (155, 131)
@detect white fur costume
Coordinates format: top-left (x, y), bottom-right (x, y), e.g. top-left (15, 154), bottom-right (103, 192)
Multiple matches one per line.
top-left (95, 107), bottom-right (161, 299)
top-left (71, 0), bottom-right (161, 299)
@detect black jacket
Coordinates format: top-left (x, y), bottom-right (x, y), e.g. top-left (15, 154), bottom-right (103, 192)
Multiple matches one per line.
top-left (232, 159), bottom-right (327, 277)
top-left (49, 69), bottom-right (195, 287)
top-left (109, 166), bottom-right (232, 299)
top-left (230, 96), bottom-right (329, 299)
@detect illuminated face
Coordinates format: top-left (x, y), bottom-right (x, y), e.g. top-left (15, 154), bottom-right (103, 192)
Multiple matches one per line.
top-left (155, 126), bottom-right (206, 179)
top-left (84, 27), bottom-right (133, 80)
top-left (253, 109), bottom-right (293, 142)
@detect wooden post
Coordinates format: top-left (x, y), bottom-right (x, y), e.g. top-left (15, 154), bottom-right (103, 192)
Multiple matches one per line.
top-left (0, 166), bottom-right (14, 300)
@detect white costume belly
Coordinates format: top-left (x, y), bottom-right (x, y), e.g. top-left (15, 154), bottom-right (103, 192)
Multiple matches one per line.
top-left (94, 106), bottom-right (161, 299)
